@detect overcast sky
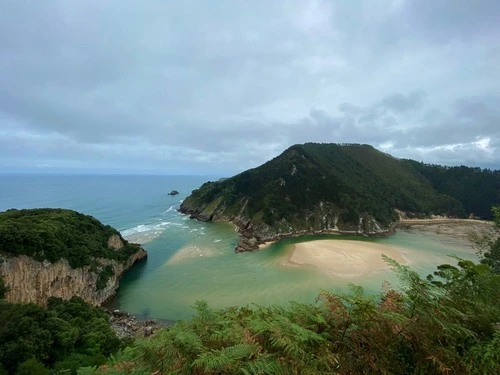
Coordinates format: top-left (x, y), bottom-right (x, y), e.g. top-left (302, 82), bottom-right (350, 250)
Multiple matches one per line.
top-left (1, 0), bottom-right (499, 175)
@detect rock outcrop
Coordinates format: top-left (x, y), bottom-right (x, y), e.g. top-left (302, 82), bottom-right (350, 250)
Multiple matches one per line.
top-left (0, 238), bottom-right (147, 306)
top-left (107, 309), bottom-right (164, 338)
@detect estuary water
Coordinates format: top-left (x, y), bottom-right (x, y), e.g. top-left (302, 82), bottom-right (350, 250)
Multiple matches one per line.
top-left (0, 174), bottom-right (479, 320)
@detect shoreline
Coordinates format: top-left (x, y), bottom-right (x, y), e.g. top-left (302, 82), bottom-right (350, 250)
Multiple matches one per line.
top-left (252, 218), bottom-right (493, 252)
top-left (397, 218), bottom-right (492, 226)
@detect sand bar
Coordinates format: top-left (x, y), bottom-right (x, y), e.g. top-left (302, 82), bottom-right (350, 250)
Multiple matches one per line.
top-left (167, 245), bottom-right (220, 264)
top-left (284, 240), bottom-right (411, 278)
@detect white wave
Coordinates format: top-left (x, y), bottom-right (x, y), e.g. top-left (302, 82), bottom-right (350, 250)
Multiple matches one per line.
top-left (214, 239), bottom-right (222, 243)
top-left (162, 205), bottom-right (177, 214)
top-left (122, 222), bottom-right (169, 236)
top-left (121, 220), bottom-right (189, 244)
top-left (121, 212), bottom-right (210, 244)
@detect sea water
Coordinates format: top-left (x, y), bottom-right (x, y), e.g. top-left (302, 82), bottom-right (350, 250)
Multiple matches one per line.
top-left (0, 174), bottom-right (479, 320)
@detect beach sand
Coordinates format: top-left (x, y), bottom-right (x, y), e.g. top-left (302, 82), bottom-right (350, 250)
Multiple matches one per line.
top-left (398, 220), bottom-right (493, 245)
top-left (283, 240), bottom-right (411, 278)
top-left (281, 220), bottom-right (488, 279)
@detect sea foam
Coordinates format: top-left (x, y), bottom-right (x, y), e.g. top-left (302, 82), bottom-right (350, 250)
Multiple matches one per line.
top-left (121, 221), bottom-right (182, 244)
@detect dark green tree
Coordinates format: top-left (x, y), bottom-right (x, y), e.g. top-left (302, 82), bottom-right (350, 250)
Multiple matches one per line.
top-left (0, 276), bottom-right (7, 299)
top-left (15, 358), bottom-right (50, 375)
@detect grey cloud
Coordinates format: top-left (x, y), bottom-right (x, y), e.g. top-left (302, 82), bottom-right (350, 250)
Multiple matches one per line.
top-left (404, 0), bottom-right (500, 43)
top-left (379, 91), bottom-right (426, 113)
top-left (0, 0), bottom-right (499, 173)
top-left (399, 98), bottom-right (500, 148)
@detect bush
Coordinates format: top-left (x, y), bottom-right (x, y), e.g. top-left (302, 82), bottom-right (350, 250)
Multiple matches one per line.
top-left (0, 297), bottom-right (121, 374)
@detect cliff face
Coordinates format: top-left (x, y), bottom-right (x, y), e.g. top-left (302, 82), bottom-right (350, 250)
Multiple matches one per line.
top-left (181, 198), bottom-right (387, 252)
top-left (0, 237), bottom-right (147, 306)
top-left (0, 208), bottom-right (149, 306)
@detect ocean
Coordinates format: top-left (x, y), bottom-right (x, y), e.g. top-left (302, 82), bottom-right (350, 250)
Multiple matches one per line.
top-left (0, 174), bottom-right (479, 321)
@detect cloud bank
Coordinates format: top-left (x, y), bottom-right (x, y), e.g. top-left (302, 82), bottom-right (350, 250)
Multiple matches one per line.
top-left (1, 0), bottom-right (499, 174)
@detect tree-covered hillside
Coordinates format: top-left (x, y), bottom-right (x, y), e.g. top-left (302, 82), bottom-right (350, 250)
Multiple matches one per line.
top-left (0, 296), bottom-right (123, 374)
top-left (403, 160), bottom-right (500, 220)
top-left (0, 208), bottom-right (140, 268)
top-left (180, 143), bottom-right (499, 250)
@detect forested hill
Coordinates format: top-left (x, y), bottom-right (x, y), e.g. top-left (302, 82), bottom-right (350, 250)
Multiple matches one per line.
top-left (0, 208), bottom-right (140, 268)
top-left (180, 143), bottom-right (500, 251)
top-left (402, 160), bottom-right (500, 219)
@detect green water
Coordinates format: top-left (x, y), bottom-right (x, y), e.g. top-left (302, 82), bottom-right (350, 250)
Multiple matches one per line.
top-left (113, 217), bottom-right (478, 321)
top-left (0, 174), bottom-right (482, 321)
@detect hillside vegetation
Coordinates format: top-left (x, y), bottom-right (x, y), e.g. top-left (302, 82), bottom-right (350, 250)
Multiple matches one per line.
top-left (403, 160), bottom-right (500, 219)
top-left (0, 208), bottom-right (140, 268)
top-left (0, 296), bottom-right (123, 374)
top-left (180, 143), bottom-right (500, 250)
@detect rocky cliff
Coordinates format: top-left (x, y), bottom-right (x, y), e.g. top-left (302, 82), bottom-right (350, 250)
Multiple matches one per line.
top-left (181, 198), bottom-right (387, 252)
top-left (0, 208), bottom-right (148, 306)
top-left (0, 236), bottom-right (146, 306)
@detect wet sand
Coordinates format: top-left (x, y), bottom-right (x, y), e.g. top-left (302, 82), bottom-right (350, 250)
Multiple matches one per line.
top-left (397, 219), bottom-right (493, 244)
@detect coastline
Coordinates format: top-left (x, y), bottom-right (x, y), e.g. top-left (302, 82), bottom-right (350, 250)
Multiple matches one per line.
top-left (250, 218), bottom-right (493, 253)
top-left (397, 218), bottom-right (492, 226)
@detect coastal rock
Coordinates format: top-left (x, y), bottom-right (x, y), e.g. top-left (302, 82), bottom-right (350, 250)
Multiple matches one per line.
top-left (235, 236), bottom-right (259, 252)
top-left (107, 234), bottom-right (125, 250)
top-left (107, 309), bottom-right (163, 338)
top-left (168, 190), bottom-right (179, 196)
top-left (0, 237), bottom-right (147, 306)
top-left (182, 200), bottom-right (392, 253)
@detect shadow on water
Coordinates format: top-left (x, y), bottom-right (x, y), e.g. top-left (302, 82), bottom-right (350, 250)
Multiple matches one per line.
top-left (104, 259), bottom-right (148, 311)
top-left (123, 257), bottom-right (149, 283)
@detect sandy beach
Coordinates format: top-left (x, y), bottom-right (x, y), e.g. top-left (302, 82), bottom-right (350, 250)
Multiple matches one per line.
top-left (281, 219), bottom-right (489, 279)
top-left (397, 219), bottom-right (493, 242)
top-left (284, 240), bottom-right (411, 278)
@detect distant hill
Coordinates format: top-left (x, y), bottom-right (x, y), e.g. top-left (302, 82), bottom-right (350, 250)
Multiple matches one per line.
top-left (180, 143), bottom-right (500, 251)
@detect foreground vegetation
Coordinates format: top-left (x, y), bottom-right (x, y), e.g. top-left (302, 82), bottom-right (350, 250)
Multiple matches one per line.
top-left (0, 208), bottom-right (140, 268)
top-left (78, 260), bottom-right (499, 375)
top-left (2, 260), bottom-right (498, 375)
top-left (0, 207), bottom-right (498, 374)
top-left (0, 297), bottom-right (123, 374)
